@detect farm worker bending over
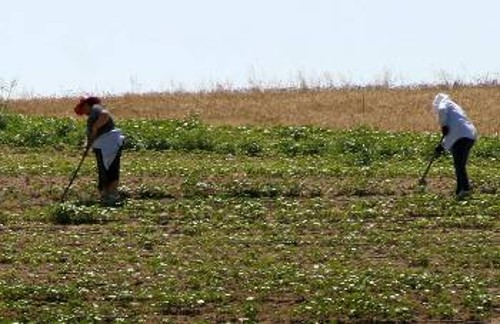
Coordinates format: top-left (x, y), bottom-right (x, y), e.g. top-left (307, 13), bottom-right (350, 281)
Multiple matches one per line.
top-left (74, 96), bottom-right (125, 205)
top-left (432, 93), bottom-right (477, 198)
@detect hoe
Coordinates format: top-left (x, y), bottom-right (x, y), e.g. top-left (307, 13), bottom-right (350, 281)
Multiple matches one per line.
top-left (60, 145), bottom-right (91, 203)
top-left (418, 135), bottom-right (445, 187)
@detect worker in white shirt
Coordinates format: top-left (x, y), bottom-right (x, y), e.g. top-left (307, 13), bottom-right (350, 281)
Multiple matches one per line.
top-left (432, 93), bottom-right (477, 198)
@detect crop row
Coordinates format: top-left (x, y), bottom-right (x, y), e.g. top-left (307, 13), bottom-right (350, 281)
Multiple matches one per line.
top-left (0, 113), bottom-right (499, 161)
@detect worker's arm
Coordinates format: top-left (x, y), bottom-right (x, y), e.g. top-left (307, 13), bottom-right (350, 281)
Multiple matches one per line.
top-left (89, 110), bottom-right (111, 143)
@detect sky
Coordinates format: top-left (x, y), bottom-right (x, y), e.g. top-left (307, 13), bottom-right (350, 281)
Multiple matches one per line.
top-left (1, 0), bottom-right (500, 97)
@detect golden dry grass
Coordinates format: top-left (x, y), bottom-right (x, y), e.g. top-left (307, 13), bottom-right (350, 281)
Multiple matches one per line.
top-left (6, 85), bottom-right (500, 135)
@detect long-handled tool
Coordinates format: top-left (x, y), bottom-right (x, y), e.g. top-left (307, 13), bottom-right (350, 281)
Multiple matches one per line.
top-left (418, 135), bottom-right (445, 187)
top-left (60, 145), bottom-right (91, 202)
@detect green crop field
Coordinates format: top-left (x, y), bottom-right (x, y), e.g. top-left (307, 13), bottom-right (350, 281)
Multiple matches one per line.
top-left (0, 112), bottom-right (498, 322)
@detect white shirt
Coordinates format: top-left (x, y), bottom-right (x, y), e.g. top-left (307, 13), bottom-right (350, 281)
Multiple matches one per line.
top-left (437, 99), bottom-right (477, 151)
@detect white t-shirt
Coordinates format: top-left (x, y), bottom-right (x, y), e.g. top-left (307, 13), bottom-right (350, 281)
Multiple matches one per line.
top-left (437, 99), bottom-right (477, 151)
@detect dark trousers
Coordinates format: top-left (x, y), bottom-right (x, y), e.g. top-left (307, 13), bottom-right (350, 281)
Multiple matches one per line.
top-left (94, 148), bottom-right (122, 192)
top-left (450, 138), bottom-right (475, 195)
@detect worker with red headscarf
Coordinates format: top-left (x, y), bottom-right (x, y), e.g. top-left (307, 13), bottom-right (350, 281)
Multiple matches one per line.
top-left (74, 96), bottom-right (125, 205)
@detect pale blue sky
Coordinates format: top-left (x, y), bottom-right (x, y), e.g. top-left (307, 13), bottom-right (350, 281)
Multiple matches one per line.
top-left (1, 0), bottom-right (500, 97)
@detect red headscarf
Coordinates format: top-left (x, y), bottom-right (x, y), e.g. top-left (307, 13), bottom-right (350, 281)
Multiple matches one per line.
top-left (74, 96), bottom-right (102, 115)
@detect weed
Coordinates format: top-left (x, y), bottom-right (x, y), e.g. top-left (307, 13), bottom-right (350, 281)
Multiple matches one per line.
top-left (48, 203), bottom-right (109, 224)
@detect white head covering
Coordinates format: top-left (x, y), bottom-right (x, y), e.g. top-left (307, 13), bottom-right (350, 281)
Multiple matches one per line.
top-left (432, 93), bottom-right (449, 114)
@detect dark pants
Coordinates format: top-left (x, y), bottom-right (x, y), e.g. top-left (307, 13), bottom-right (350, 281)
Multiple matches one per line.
top-left (94, 148), bottom-right (122, 192)
top-left (450, 138), bottom-right (475, 195)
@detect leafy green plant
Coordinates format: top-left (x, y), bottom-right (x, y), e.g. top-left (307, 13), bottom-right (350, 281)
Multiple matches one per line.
top-left (48, 203), bottom-right (104, 224)
top-left (0, 113), bottom-right (7, 130)
top-left (136, 184), bottom-right (172, 199)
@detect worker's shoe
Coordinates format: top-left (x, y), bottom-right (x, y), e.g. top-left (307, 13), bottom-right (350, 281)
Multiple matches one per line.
top-left (101, 193), bottom-right (122, 206)
top-left (456, 190), bottom-right (472, 200)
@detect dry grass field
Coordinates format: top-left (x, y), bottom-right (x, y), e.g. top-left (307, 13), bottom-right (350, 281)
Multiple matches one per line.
top-left (6, 85), bottom-right (500, 134)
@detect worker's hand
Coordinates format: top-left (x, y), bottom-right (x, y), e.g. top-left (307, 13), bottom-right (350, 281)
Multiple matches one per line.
top-left (441, 125), bottom-right (449, 136)
top-left (434, 144), bottom-right (445, 156)
top-left (85, 136), bottom-right (94, 150)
